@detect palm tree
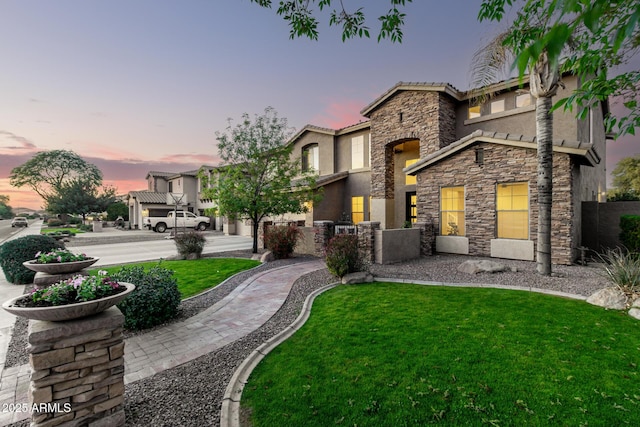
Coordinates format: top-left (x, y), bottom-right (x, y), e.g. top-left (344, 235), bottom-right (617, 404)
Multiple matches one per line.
top-left (470, 33), bottom-right (562, 276)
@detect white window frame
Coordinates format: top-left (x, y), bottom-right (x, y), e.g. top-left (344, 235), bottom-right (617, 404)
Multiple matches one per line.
top-left (351, 136), bottom-right (364, 169)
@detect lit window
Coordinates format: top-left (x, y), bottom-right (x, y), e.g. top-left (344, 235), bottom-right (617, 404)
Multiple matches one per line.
top-left (303, 200), bottom-right (313, 212)
top-left (302, 144), bottom-right (319, 173)
top-left (516, 93), bottom-right (532, 108)
top-left (491, 99), bottom-right (505, 114)
top-left (405, 159), bottom-right (419, 185)
top-left (496, 182), bottom-right (529, 239)
top-left (408, 193), bottom-right (417, 224)
top-left (468, 105), bottom-right (481, 119)
top-left (440, 187), bottom-right (465, 236)
top-left (352, 136), bottom-right (364, 169)
top-left (352, 196), bottom-right (364, 224)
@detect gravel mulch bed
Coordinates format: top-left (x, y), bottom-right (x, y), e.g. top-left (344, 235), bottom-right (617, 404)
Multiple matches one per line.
top-left (5, 253), bottom-right (611, 427)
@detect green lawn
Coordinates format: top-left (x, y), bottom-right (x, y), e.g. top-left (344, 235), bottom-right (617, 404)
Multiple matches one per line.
top-left (243, 282), bottom-right (640, 426)
top-left (90, 258), bottom-right (260, 298)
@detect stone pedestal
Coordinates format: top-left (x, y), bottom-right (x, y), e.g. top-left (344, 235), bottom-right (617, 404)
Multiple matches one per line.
top-left (413, 218), bottom-right (435, 256)
top-left (313, 221), bottom-right (334, 256)
top-left (357, 221), bottom-right (381, 264)
top-left (27, 307), bottom-right (126, 426)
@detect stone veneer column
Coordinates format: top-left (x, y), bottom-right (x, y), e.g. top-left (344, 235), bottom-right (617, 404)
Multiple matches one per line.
top-left (413, 217), bottom-right (435, 256)
top-left (28, 307), bottom-right (125, 427)
top-left (357, 221), bottom-right (381, 265)
top-left (313, 221), bottom-right (334, 256)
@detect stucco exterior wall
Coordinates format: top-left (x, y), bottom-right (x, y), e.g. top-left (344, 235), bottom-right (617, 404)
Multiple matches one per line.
top-left (416, 142), bottom-right (576, 264)
top-left (291, 132), bottom-right (335, 176)
top-left (457, 75), bottom-right (581, 142)
top-left (335, 129), bottom-right (371, 173)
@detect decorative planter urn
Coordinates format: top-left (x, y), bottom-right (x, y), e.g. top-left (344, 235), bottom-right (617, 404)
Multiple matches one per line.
top-left (1, 282), bottom-right (135, 322)
top-left (23, 257), bottom-right (99, 275)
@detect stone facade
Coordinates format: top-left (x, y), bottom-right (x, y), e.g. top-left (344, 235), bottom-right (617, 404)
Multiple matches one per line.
top-left (27, 308), bottom-right (125, 427)
top-left (416, 143), bottom-right (576, 264)
top-left (369, 91), bottom-right (457, 199)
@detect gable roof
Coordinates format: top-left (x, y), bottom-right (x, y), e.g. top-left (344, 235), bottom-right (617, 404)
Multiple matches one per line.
top-left (288, 122), bottom-right (371, 145)
top-left (145, 171), bottom-right (174, 180)
top-left (404, 130), bottom-right (601, 175)
top-left (361, 82), bottom-right (463, 117)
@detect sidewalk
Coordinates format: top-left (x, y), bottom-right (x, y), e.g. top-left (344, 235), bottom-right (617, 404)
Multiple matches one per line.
top-left (0, 224), bottom-right (324, 425)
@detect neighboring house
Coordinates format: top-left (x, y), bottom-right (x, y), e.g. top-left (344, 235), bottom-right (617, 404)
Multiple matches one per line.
top-left (286, 74), bottom-right (607, 264)
top-left (127, 170), bottom-right (202, 229)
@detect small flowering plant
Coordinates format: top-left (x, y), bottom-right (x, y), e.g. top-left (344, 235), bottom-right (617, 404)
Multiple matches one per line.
top-left (34, 249), bottom-right (89, 264)
top-left (19, 271), bottom-right (125, 307)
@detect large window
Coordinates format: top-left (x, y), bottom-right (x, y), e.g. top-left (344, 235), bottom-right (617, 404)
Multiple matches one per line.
top-left (351, 136), bottom-right (364, 169)
top-left (302, 144), bottom-right (319, 172)
top-left (352, 196), bottom-right (364, 224)
top-left (440, 186), bottom-right (465, 236)
top-left (496, 182), bottom-right (529, 239)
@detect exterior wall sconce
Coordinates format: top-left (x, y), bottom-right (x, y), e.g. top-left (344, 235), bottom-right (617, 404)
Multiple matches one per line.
top-left (475, 148), bottom-right (484, 165)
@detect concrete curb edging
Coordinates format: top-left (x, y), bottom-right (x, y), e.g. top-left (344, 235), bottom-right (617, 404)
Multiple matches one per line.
top-left (219, 276), bottom-right (588, 427)
top-left (219, 281), bottom-right (340, 427)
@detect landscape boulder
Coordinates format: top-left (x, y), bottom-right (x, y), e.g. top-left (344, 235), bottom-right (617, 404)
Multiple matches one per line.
top-left (586, 287), bottom-right (628, 310)
top-left (260, 251), bottom-right (275, 263)
top-left (342, 271), bottom-right (374, 285)
top-left (457, 260), bottom-right (507, 274)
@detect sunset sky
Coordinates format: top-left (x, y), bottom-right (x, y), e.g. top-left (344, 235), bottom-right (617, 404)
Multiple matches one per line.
top-left (2, 0), bottom-right (639, 210)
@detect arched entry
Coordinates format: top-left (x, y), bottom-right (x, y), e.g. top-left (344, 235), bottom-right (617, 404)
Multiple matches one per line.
top-left (370, 137), bottom-right (420, 229)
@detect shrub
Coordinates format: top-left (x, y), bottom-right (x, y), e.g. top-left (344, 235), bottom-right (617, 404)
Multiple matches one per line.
top-left (620, 215), bottom-right (640, 253)
top-left (47, 218), bottom-right (63, 227)
top-left (264, 224), bottom-right (302, 259)
top-left (598, 247), bottom-right (640, 294)
top-left (0, 235), bottom-right (64, 284)
top-left (68, 217), bottom-right (82, 225)
top-left (324, 234), bottom-right (364, 278)
top-left (174, 231), bottom-right (206, 259)
top-left (111, 265), bottom-right (181, 330)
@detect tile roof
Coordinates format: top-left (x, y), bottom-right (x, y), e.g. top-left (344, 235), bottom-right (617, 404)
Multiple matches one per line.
top-left (405, 130), bottom-right (601, 175)
top-left (128, 191), bottom-right (169, 204)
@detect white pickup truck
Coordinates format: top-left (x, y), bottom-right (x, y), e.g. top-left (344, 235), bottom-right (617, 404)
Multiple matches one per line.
top-left (144, 211), bottom-right (210, 233)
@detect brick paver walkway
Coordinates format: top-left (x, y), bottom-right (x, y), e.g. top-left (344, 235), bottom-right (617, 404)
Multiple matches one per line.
top-left (0, 259), bottom-right (325, 426)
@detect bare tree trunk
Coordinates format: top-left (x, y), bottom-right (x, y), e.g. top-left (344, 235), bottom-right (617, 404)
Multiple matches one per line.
top-left (536, 96), bottom-right (553, 276)
top-left (252, 219), bottom-right (260, 254)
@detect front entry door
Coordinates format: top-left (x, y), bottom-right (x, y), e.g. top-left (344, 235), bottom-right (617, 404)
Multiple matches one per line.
top-left (406, 192), bottom-right (417, 224)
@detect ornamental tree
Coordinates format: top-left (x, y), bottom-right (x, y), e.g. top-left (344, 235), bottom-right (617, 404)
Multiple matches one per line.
top-left (200, 107), bottom-right (320, 253)
top-left (45, 177), bottom-right (116, 223)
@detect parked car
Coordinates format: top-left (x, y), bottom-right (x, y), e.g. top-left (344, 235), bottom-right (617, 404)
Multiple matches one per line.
top-left (144, 211), bottom-right (210, 233)
top-left (11, 217), bottom-right (28, 227)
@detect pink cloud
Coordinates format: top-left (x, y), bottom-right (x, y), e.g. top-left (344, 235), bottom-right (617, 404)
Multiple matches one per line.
top-left (310, 99), bottom-right (368, 129)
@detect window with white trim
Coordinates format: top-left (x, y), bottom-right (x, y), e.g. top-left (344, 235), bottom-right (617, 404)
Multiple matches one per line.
top-left (302, 144), bottom-right (319, 173)
top-left (351, 136), bottom-right (364, 169)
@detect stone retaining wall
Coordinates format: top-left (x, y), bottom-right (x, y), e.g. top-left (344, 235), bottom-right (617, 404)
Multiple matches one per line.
top-left (27, 307), bottom-right (125, 426)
